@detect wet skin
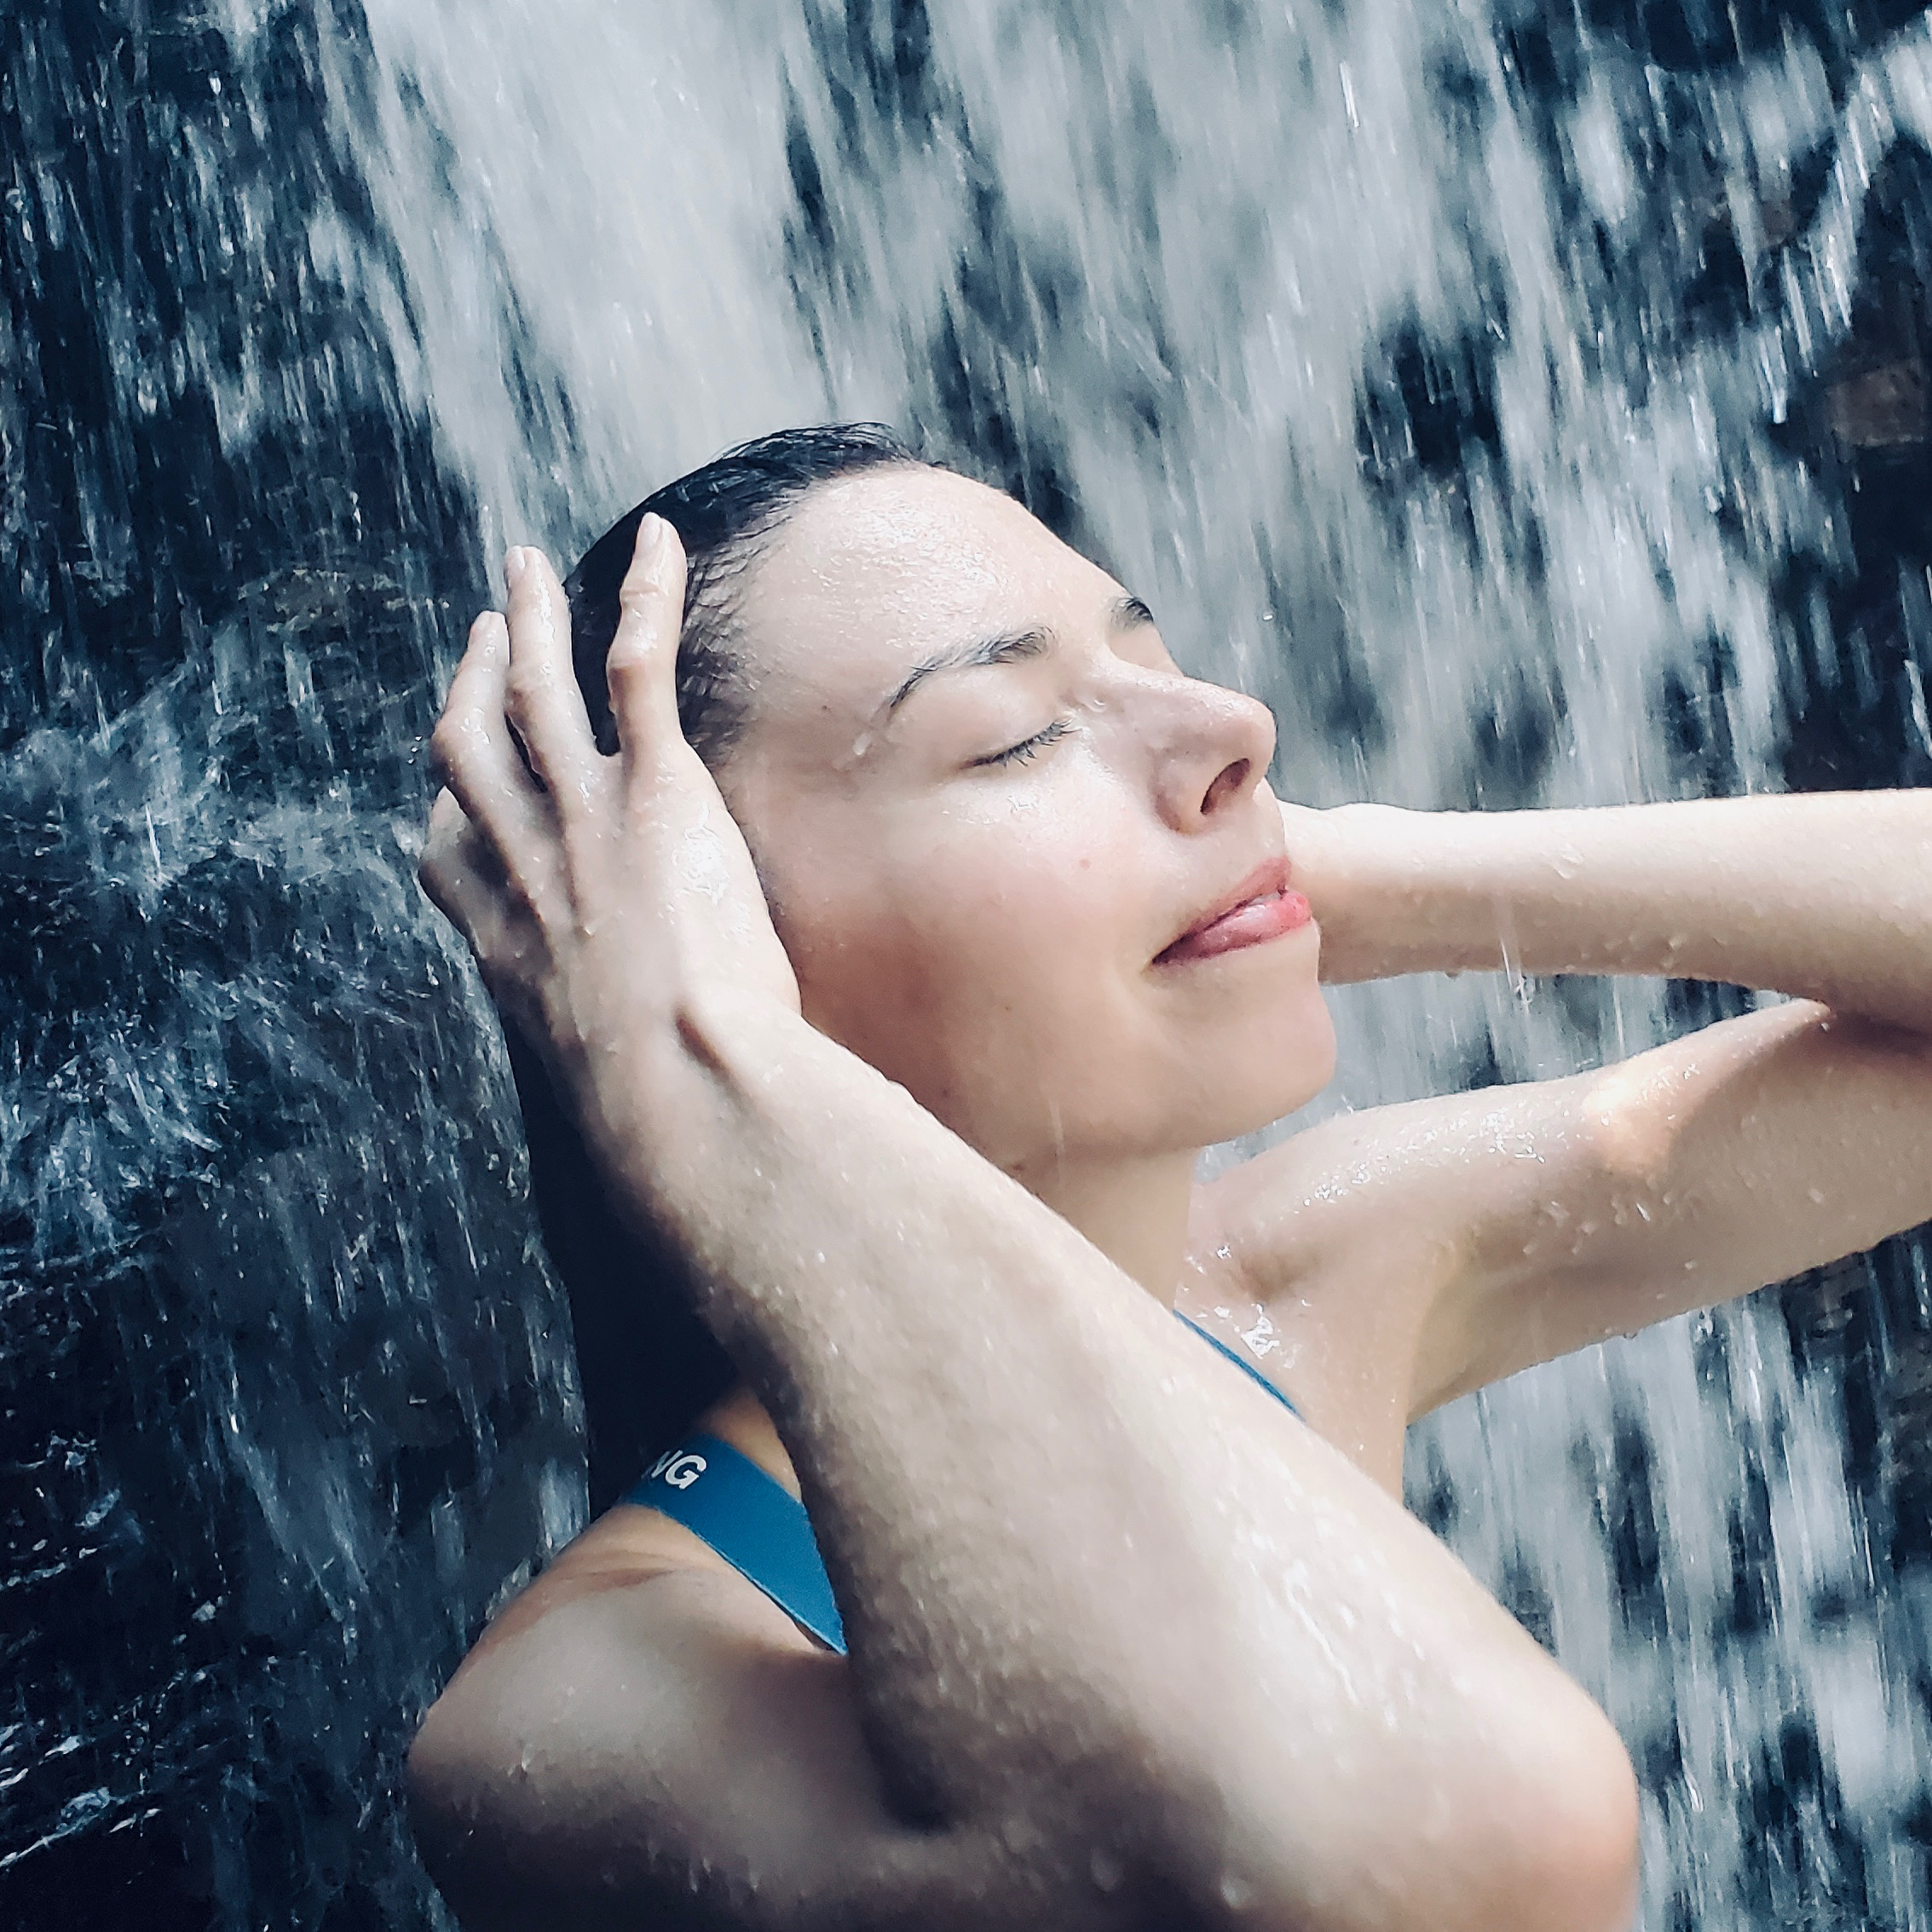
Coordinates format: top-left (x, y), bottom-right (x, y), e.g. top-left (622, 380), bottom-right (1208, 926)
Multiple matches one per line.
top-left (410, 465), bottom-right (1932, 1932)
top-left (718, 469), bottom-right (1335, 1182)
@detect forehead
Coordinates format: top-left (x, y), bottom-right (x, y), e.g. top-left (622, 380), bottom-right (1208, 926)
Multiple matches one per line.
top-left (730, 466), bottom-right (1116, 726)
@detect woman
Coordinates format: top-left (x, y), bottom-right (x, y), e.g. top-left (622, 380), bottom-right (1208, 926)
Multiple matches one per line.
top-left (407, 424), bottom-right (1932, 1932)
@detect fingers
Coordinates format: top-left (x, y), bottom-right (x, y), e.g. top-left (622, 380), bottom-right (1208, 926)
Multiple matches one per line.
top-left (419, 788), bottom-right (553, 1033)
top-left (606, 514), bottom-right (691, 788)
top-left (418, 787), bottom-right (515, 960)
top-left (430, 609), bottom-right (555, 891)
top-left (503, 547), bottom-right (599, 801)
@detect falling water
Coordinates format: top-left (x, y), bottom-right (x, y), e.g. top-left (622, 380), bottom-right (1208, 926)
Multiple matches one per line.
top-left (3, 1), bottom-right (1930, 1924)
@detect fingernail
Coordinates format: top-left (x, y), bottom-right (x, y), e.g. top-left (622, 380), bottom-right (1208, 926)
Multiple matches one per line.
top-left (637, 513), bottom-right (667, 563)
top-left (505, 547), bottom-right (528, 590)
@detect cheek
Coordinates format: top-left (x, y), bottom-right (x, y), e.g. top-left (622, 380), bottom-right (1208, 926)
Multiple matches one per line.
top-left (773, 795), bottom-right (1148, 1112)
top-left (925, 803), bottom-right (1139, 975)
top-left (755, 783), bottom-right (1335, 1162)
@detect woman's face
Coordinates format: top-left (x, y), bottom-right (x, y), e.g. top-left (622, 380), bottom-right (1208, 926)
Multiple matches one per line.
top-left (718, 464), bottom-right (1335, 1179)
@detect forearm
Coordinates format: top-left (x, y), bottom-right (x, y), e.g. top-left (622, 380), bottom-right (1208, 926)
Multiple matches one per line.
top-left (603, 995), bottom-right (1629, 1926)
top-left (1314, 793), bottom-right (1932, 1032)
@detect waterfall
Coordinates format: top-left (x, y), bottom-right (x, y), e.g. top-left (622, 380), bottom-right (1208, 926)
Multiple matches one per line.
top-left (3, 1), bottom-right (1929, 1924)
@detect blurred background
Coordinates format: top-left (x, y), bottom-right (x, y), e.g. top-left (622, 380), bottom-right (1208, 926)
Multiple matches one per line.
top-left (3, 0), bottom-right (1929, 1924)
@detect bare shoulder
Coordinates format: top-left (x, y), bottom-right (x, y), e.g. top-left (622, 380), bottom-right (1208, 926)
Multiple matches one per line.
top-left (1194, 1042), bottom-right (1641, 1438)
top-left (453, 1498), bottom-right (782, 1664)
top-left (1200, 999), bottom-right (1932, 1433)
top-left (408, 1510), bottom-right (892, 1932)
top-left (1197, 1076), bottom-right (1577, 1326)
top-left (409, 1509), bottom-right (1161, 1932)
top-left (1188, 1084), bottom-right (1566, 1468)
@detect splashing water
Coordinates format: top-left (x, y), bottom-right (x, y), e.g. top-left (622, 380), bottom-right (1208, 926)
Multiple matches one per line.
top-left (3, 1), bottom-right (1930, 1925)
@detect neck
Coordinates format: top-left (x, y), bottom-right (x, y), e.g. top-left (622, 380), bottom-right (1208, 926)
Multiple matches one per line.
top-left (1005, 1146), bottom-right (1201, 1301)
top-left (692, 1145), bottom-right (1203, 1492)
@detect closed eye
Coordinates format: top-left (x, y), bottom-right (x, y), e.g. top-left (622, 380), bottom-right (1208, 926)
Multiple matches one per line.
top-left (974, 718), bottom-right (1072, 769)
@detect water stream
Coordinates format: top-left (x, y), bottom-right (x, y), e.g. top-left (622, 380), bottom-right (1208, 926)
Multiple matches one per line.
top-left (4, 2), bottom-right (1930, 1924)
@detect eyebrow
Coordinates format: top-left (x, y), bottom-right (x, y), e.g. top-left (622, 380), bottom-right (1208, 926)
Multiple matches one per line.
top-left (883, 596), bottom-right (1156, 715)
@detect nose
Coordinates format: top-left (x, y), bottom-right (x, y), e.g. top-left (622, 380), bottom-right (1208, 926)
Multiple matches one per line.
top-left (1151, 679), bottom-right (1277, 831)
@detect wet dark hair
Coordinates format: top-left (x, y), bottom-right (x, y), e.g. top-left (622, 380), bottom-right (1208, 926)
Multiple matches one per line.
top-left (564, 419), bottom-right (920, 762)
top-left (512, 423), bottom-right (921, 1514)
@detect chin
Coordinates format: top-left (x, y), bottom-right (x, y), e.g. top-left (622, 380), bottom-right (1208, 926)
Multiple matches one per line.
top-left (1182, 988), bottom-right (1337, 1143)
top-left (1197, 1070), bottom-right (1333, 1145)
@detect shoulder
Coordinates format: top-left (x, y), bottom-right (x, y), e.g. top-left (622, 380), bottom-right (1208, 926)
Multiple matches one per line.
top-left (1194, 1076), bottom-right (1603, 1431)
top-left (1201, 1000), bottom-right (1906, 1429)
top-left (452, 1497), bottom-right (805, 1665)
top-left (1197, 1083), bottom-right (1559, 1317)
top-left (408, 1511), bottom-right (857, 1931)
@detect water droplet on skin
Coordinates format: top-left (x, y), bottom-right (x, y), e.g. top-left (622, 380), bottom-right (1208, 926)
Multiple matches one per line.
top-left (1000, 1814), bottom-right (1044, 1855)
top-left (1219, 1870), bottom-right (1256, 1911)
top-left (1239, 1307), bottom-right (1283, 1356)
top-left (1089, 1847), bottom-right (1124, 1893)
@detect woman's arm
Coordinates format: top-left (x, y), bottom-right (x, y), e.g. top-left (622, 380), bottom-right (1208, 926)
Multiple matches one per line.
top-left (1243, 798), bottom-right (1932, 1410)
top-left (410, 530), bottom-right (1637, 1932)
top-left (1295, 793), bottom-right (1932, 1033)
top-left (410, 1553), bottom-right (1176, 1932)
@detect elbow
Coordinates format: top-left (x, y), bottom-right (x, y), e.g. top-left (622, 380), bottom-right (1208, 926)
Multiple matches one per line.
top-left (1357, 1680), bottom-right (1640, 1932)
top-left (1480, 1695), bottom-right (1640, 1932)
top-left (1179, 1683), bottom-right (1639, 1932)
top-left (1525, 1769), bottom-right (1640, 1932)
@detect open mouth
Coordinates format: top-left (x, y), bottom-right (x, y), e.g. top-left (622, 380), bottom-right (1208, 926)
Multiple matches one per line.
top-left (1155, 860), bottom-right (1312, 966)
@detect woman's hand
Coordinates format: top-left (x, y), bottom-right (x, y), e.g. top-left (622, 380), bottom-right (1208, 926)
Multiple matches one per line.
top-left (1276, 799), bottom-right (1432, 984)
top-left (419, 516), bottom-right (799, 1168)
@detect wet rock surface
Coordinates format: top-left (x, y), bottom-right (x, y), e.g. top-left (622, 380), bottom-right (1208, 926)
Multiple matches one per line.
top-left (1, 9), bottom-right (574, 1925)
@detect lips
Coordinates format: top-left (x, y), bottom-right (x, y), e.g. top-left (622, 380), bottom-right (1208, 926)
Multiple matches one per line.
top-left (1155, 857), bottom-right (1312, 966)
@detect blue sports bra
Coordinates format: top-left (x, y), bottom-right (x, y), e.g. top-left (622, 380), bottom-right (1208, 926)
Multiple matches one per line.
top-left (618, 1310), bottom-right (1298, 1657)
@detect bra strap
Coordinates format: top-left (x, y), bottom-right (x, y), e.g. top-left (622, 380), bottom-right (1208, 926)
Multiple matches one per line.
top-left (619, 1433), bottom-right (847, 1653)
top-left (1174, 1310), bottom-right (1300, 1417)
top-left (620, 1311), bottom-right (1293, 1657)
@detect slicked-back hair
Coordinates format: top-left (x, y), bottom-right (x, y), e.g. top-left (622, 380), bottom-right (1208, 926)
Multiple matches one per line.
top-left (563, 420), bottom-right (920, 764)
top-left (518, 424), bottom-right (922, 1514)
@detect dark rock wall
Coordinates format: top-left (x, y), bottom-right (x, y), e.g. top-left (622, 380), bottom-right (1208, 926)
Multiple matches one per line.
top-left (1, 6), bottom-right (576, 1927)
